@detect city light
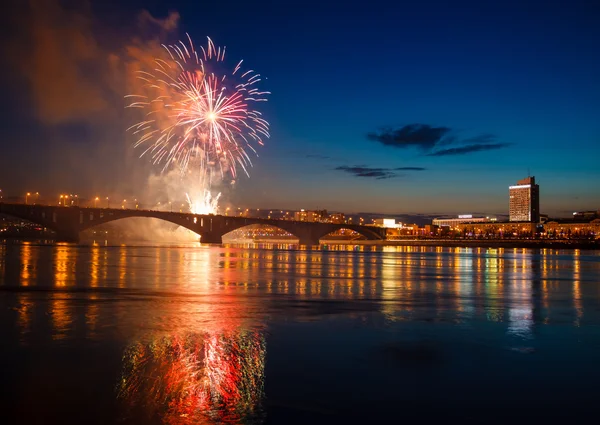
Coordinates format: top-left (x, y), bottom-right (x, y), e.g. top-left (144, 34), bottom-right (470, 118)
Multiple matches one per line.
top-left (0, 173), bottom-right (597, 244)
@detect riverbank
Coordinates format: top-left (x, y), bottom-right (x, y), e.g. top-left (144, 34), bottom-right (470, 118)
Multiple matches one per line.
top-left (3, 236), bottom-right (599, 250)
top-left (318, 238), bottom-right (600, 250)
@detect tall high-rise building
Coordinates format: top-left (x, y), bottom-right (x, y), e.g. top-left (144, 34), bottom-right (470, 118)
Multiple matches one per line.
top-left (509, 176), bottom-right (540, 222)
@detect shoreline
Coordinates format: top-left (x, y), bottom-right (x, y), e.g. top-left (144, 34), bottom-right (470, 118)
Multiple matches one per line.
top-left (2, 236), bottom-right (599, 250)
top-left (257, 238), bottom-right (600, 250)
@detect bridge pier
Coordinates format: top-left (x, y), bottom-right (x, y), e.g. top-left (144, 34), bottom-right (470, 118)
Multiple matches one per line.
top-left (55, 229), bottom-right (80, 243)
top-left (200, 232), bottom-right (222, 244)
top-left (298, 236), bottom-right (321, 246)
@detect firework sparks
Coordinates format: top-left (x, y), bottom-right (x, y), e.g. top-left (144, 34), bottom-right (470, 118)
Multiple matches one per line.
top-left (186, 190), bottom-right (221, 215)
top-left (126, 35), bottom-right (270, 181)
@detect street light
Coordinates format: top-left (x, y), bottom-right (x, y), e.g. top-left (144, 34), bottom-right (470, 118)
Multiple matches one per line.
top-left (135, 198), bottom-right (138, 210)
top-left (35, 192), bottom-right (39, 204)
top-left (94, 196), bottom-right (99, 208)
top-left (169, 201), bottom-right (172, 212)
top-left (26, 192), bottom-right (30, 204)
top-left (122, 199), bottom-right (127, 209)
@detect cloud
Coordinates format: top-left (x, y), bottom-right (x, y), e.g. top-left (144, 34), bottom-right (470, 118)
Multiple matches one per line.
top-left (138, 10), bottom-right (180, 30)
top-left (395, 167), bottom-right (426, 171)
top-left (461, 134), bottom-right (497, 145)
top-left (426, 143), bottom-right (510, 156)
top-left (336, 165), bottom-right (424, 180)
top-left (367, 124), bottom-right (451, 150)
top-left (367, 124), bottom-right (510, 156)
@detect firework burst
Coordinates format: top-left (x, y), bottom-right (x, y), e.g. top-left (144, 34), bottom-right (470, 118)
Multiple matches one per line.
top-left (126, 35), bottom-right (270, 180)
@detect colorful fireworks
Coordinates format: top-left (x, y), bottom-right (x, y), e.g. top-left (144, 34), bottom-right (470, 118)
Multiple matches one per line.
top-left (118, 331), bottom-right (266, 423)
top-left (126, 35), bottom-right (270, 180)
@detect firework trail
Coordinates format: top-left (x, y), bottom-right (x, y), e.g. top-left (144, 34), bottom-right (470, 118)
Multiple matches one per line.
top-left (126, 35), bottom-right (270, 181)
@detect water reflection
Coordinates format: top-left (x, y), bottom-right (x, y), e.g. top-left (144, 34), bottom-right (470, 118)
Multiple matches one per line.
top-left (54, 244), bottom-right (74, 287)
top-left (0, 243), bottom-right (598, 347)
top-left (1, 242), bottom-right (600, 424)
top-left (51, 294), bottom-right (73, 341)
top-left (119, 330), bottom-right (266, 424)
top-left (20, 242), bottom-right (35, 286)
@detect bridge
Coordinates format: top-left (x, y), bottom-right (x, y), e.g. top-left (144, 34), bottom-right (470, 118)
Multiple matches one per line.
top-left (0, 203), bottom-right (386, 245)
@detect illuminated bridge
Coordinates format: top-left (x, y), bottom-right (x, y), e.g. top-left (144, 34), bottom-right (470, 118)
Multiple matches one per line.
top-left (0, 203), bottom-right (386, 245)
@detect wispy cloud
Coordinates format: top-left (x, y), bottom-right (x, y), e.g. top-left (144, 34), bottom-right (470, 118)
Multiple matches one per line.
top-left (335, 165), bottom-right (425, 180)
top-left (426, 143), bottom-right (510, 156)
top-left (395, 166), bottom-right (426, 171)
top-left (367, 124), bottom-right (511, 156)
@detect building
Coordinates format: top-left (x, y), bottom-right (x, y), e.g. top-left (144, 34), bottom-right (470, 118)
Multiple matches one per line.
top-left (373, 218), bottom-right (402, 228)
top-left (294, 209), bottom-right (327, 222)
top-left (432, 215), bottom-right (495, 227)
top-left (329, 213), bottom-right (345, 224)
top-left (509, 176), bottom-right (540, 222)
top-left (572, 210), bottom-right (599, 221)
top-left (544, 218), bottom-right (600, 239)
top-left (450, 221), bottom-right (537, 237)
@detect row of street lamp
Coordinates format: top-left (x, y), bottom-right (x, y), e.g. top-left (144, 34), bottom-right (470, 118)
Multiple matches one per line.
top-left (16, 192), bottom-right (168, 211)
top-left (25, 192), bottom-right (40, 205)
top-left (14, 193), bottom-right (270, 216)
top-left (58, 195), bottom-right (136, 209)
top-left (12, 191), bottom-right (373, 224)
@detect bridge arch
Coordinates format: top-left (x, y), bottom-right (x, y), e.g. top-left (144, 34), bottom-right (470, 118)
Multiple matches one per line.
top-left (76, 209), bottom-right (227, 242)
top-left (0, 206), bottom-right (61, 233)
top-left (319, 227), bottom-right (367, 241)
top-left (80, 216), bottom-right (201, 240)
top-left (216, 219), bottom-right (385, 245)
top-left (221, 223), bottom-right (296, 241)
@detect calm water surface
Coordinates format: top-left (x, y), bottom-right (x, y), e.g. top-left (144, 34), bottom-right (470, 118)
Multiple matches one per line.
top-left (1, 241), bottom-right (599, 424)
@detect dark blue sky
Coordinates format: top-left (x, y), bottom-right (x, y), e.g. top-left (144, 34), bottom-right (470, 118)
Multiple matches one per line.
top-left (2, 0), bottom-right (599, 216)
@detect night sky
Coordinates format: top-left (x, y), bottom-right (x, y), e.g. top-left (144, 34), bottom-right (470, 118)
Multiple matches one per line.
top-left (2, 0), bottom-right (599, 217)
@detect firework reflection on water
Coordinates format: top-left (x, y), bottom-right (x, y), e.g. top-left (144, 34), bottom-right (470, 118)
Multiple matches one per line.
top-left (118, 330), bottom-right (266, 424)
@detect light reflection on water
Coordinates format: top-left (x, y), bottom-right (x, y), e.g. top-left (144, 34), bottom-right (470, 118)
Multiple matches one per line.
top-left (1, 242), bottom-right (600, 424)
top-left (119, 330), bottom-right (266, 425)
top-left (1, 242), bottom-right (599, 342)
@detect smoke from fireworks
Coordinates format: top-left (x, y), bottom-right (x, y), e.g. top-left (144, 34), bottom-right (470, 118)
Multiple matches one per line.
top-left (126, 35), bottom-right (270, 214)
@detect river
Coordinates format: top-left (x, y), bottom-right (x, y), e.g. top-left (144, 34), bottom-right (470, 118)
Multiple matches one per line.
top-left (1, 241), bottom-right (599, 424)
